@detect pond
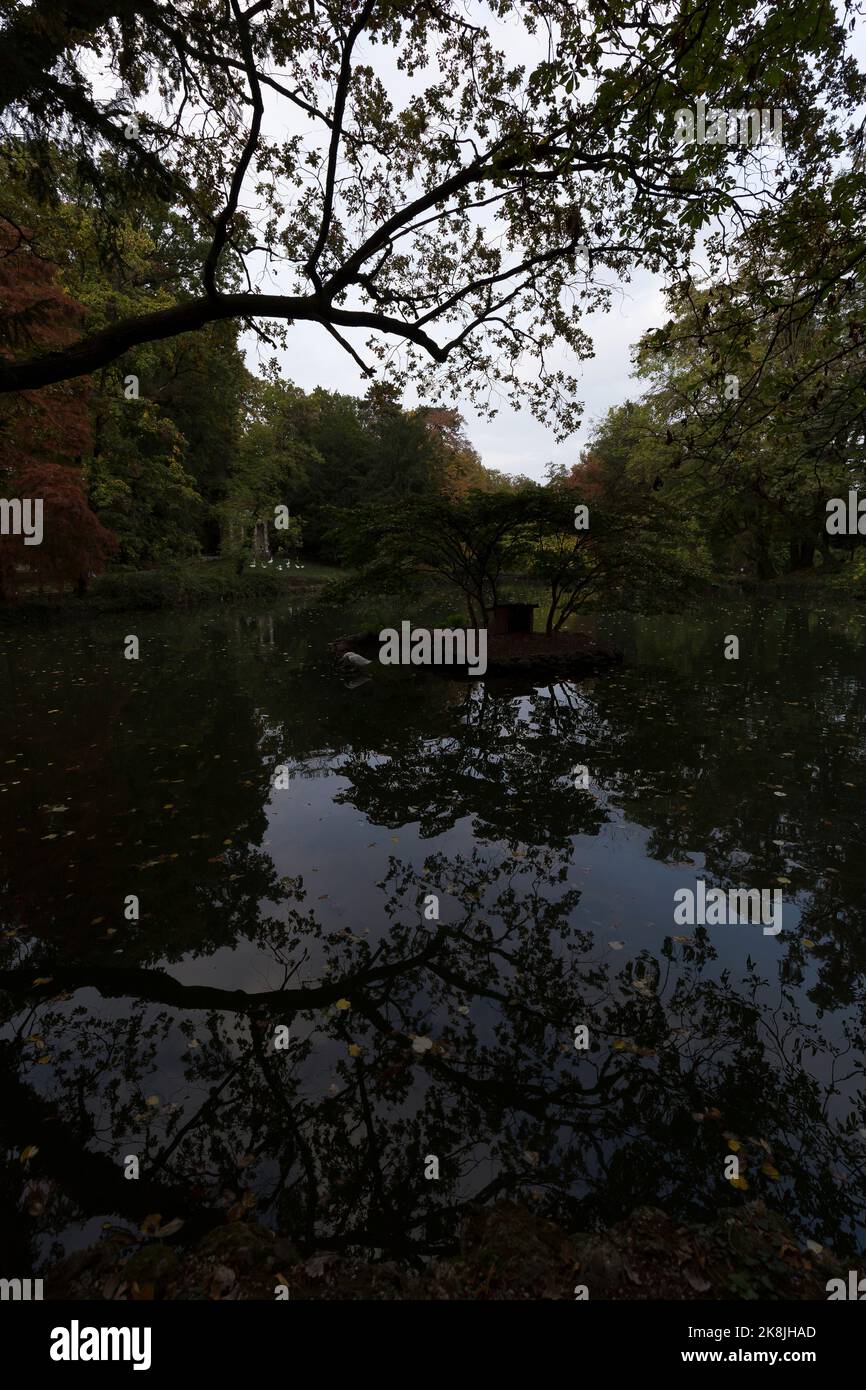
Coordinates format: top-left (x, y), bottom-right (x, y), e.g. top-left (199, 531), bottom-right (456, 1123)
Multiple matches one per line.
top-left (2, 595), bottom-right (865, 1275)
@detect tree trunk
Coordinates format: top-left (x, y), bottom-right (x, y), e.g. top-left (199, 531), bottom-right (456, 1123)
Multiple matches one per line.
top-left (788, 537), bottom-right (815, 571)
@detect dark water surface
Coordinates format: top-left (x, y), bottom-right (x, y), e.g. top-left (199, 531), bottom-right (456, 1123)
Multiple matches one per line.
top-left (2, 597), bottom-right (865, 1272)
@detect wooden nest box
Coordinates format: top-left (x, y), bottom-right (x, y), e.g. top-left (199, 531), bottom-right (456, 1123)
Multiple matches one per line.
top-left (487, 602), bottom-right (538, 636)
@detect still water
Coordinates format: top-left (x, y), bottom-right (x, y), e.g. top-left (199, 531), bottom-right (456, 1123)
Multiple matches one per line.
top-left (2, 596), bottom-right (865, 1271)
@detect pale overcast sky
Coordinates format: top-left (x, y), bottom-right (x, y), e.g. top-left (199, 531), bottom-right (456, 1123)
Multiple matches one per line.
top-left (237, 4), bottom-right (673, 481)
top-left (229, 7), bottom-right (865, 482)
top-left (240, 263), bottom-right (668, 480)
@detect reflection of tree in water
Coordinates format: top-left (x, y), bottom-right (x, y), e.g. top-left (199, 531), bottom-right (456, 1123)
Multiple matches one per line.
top-left (331, 629), bottom-right (866, 1006)
top-left (2, 843), bottom-right (864, 1277)
top-left (334, 681), bottom-right (610, 847)
top-left (3, 600), bottom-right (866, 1277)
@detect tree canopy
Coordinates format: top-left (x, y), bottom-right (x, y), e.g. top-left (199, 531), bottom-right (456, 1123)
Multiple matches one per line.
top-left (1, 0), bottom-right (863, 426)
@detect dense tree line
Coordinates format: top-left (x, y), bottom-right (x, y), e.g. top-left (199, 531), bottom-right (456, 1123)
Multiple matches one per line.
top-left (0, 150), bottom-right (508, 590)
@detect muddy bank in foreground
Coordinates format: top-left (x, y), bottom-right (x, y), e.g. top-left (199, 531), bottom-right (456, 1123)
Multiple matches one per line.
top-left (46, 1201), bottom-right (849, 1301)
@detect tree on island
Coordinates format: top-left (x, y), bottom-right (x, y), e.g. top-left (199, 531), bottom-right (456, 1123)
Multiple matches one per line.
top-left (330, 479), bottom-right (708, 630)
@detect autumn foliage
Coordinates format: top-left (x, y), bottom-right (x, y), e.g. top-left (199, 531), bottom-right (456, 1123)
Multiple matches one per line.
top-left (0, 218), bottom-right (116, 598)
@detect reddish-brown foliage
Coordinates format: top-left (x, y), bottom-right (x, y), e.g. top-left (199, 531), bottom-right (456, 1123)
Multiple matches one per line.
top-left (0, 218), bottom-right (117, 598)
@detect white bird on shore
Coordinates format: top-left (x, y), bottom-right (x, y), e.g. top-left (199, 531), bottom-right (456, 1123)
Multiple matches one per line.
top-left (341, 651), bottom-right (371, 668)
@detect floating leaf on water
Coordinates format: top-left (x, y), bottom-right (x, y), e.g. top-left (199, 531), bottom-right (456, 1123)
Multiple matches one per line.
top-left (154, 1217), bottom-right (184, 1238)
top-left (335, 998), bottom-right (351, 1011)
top-left (19, 1145), bottom-right (39, 1162)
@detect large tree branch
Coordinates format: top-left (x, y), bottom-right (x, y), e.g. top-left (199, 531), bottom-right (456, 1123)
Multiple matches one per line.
top-left (0, 932), bottom-right (447, 1012)
top-left (0, 289), bottom-right (454, 391)
top-left (202, 0), bottom-right (264, 296)
top-left (304, 0), bottom-right (377, 289)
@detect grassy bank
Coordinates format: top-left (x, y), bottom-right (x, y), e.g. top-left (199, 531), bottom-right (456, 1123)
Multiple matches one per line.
top-left (0, 558), bottom-right (341, 620)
